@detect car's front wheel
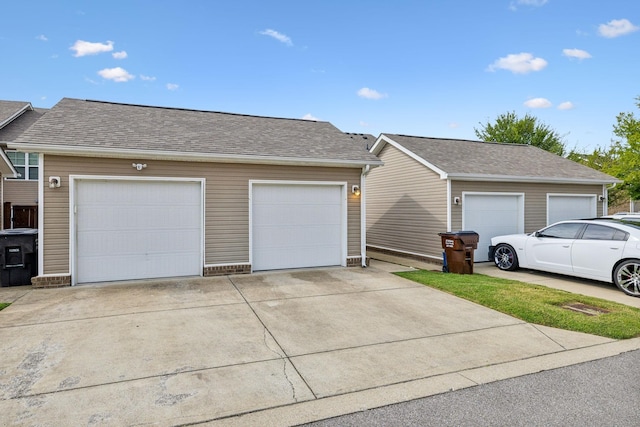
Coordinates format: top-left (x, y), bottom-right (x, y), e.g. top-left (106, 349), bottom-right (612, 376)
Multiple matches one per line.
top-left (613, 260), bottom-right (640, 297)
top-left (493, 244), bottom-right (519, 271)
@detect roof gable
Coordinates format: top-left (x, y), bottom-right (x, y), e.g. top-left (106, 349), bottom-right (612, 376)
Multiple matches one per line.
top-left (0, 101), bottom-right (32, 129)
top-left (11, 98), bottom-right (382, 168)
top-left (373, 134), bottom-right (619, 185)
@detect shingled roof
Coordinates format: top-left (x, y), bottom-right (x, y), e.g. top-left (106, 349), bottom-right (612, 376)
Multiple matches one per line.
top-left (372, 134), bottom-right (619, 184)
top-left (10, 98), bottom-right (382, 168)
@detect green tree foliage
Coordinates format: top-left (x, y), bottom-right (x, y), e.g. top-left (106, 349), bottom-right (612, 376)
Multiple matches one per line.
top-left (475, 111), bottom-right (566, 156)
top-left (567, 145), bottom-right (626, 207)
top-left (609, 96), bottom-right (640, 200)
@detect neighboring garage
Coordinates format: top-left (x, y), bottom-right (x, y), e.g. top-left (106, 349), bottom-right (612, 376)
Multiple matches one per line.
top-left (251, 182), bottom-right (345, 271)
top-left (366, 134), bottom-right (620, 266)
top-left (9, 98), bottom-right (382, 287)
top-left (74, 178), bottom-right (203, 284)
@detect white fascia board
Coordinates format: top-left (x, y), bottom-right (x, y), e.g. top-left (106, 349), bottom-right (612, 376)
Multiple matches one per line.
top-left (448, 173), bottom-right (621, 185)
top-left (7, 143), bottom-right (384, 169)
top-left (0, 148), bottom-right (18, 177)
top-left (372, 134), bottom-right (448, 178)
top-left (0, 102), bottom-right (32, 129)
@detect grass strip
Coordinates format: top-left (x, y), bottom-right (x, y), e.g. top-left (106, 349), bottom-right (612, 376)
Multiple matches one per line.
top-left (396, 270), bottom-right (640, 340)
top-left (0, 303), bottom-right (9, 311)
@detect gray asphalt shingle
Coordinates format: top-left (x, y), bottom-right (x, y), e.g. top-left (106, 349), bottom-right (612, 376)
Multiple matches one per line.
top-left (380, 134), bottom-right (618, 183)
top-left (13, 98), bottom-right (382, 165)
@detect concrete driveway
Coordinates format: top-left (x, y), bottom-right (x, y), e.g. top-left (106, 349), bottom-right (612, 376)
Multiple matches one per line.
top-left (1, 261), bottom-right (639, 426)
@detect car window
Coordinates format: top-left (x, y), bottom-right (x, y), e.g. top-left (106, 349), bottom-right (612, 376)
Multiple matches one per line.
top-left (538, 222), bottom-right (583, 239)
top-left (581, 224), bottom-right (629, 241)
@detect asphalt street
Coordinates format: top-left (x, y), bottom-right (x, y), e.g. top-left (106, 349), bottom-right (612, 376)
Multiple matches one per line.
top-left (302, 349), bottom-right (640, 427)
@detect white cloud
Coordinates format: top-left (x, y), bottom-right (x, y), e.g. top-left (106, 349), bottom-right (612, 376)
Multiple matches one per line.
top-left (301, 113), bottom-right (320, 121)
top-left (166, 83), bottom-right (179, 91)
top-left (36, 35), bottom-right (48, 42)
top-left (509, 0), bottom-right (548, 11)
top-left (97, 67), bottom-right (134, 82)
top-left (112, 51), bottom-right (127, 59)
top-left (557, 101), bottom-right (575, 110)
top-left (487, 52), bottom-right (548, 74)
top-left (140, 75), bottom-right (156, 81)
top-left (448, 122), bottom-right (461, 129)
top-left (71, 40), bottom-right (114, 57)
top-left (357, 87), bottom-right (387, 100)
top-left (359, 121), bottom-right (370, 127)
top-left (259, 29), bottom-right (293, 46)
top-left (598, 19), bottom-right (639, 38)
top-left (562, 48), bottom-right (592, 60)
top-left (524, 97), bottom-right (552, 108)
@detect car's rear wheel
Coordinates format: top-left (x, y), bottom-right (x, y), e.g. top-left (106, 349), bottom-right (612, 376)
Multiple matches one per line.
top-left (613, 260), bottom-right (640, 297)
top-left (493, 244), bottom-right (519, 271)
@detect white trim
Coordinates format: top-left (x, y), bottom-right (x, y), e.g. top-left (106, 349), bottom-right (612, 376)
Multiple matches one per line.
top-left (7, 143), bottom-right (383, 169)
top-left (448, 173), bottom-right (618, 185)
top-left (0, 149), bottom-right (18, 177)
top-left (370, 135), bottom-right (448, 178)
top-left (360, 165), bottom-right (371, 267)
top-left (546, 193), bottom-right (597, 225)
top-left (462, 192), bottom-right (525, 233)
top-left (0, 102), bottom-right (32, 129)
top-left (69, 175), bottom-right (205, 286)
top-left (249, 180), bottom-right (348, 272)
top-left (38, 153), bottom-right (45, 277)
top-left (446, 179), bottom-right (452, 232)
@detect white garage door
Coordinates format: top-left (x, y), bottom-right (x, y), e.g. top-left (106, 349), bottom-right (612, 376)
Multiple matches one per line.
top-left (252, 183), bottom-right (345, 271)
top-left (548, 194), bottom-right (596, 225)
top-left (75, 180), bottom-right (202, 284)
top-left (463, 193), bottom-right (524, 262)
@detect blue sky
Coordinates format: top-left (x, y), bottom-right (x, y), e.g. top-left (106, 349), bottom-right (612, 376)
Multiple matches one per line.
top-left (1, 0), bottom-right (638, 152)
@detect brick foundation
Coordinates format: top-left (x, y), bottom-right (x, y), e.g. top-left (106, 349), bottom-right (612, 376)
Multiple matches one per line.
top-left (346, 256), bottom-right (370, 267)
top-left (203, 264), bottom-right (252, 276)
top-left (31, 275), bottom-right (72, 288)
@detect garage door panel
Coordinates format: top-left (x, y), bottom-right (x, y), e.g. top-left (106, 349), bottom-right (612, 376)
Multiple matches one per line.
top-left (548, 195), bottom-right (596, 224)
top-left (463, 194), bottom-right (523, 262)
top-left (76, 180), bottom-right (202, 284)
top-left (252, 184), bottom-right (344, 271)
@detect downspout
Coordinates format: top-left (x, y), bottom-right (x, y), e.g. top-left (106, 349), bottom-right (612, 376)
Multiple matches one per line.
top-left (604, 182), bottom-right (618, 216)
top-left (360, 164), bottom-right (371, 267)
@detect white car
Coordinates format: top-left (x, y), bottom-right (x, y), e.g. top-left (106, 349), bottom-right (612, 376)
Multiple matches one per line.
top-left (488, 218), bottom-right (640, 297)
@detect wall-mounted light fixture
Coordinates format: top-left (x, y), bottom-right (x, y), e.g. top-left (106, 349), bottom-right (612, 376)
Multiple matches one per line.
top-left (132, 163), bottom-right (147, 171)
top-left (48, 176), bottom-right (61, 189)
top-left (453, 196), bottom-right (461, 205)
top-left (352, 185), bottom-right (361, 196)
top-left (599, 195), bottom-right (606, 202)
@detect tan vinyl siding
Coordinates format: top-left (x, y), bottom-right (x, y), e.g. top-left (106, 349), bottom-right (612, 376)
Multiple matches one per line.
top-left (42, 155), bottom-right (362, 275)
top-left (3, 180), bottom-right (38, 205)
top-left (450, 181), bottom-right (605, 233)
top-left (367, 144), bottom-right (447, 259)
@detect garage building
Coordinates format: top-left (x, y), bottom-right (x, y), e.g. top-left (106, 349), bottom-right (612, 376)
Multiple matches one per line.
top-left (366, 134), bottom-right (620, 264)
top-left (9, 98), bottom-right (382, 286)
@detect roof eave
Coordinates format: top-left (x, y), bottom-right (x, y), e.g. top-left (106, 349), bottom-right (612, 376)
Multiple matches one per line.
top-left (447, 173), bottom-right (621, 185)
top-left (0, 102), bottom-right (33, 129)
top-left (7, 143), bottom-right (384, 169)
top-left (371, 134), bottom-right (448, 178)
top-left (0, 147), bottom-right (18, 177)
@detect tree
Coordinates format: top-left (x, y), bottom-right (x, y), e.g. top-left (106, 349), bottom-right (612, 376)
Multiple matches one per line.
top-left (609, 96), bottom-right (640, 200)
top-left (475, 111), bottom-right (566, 156)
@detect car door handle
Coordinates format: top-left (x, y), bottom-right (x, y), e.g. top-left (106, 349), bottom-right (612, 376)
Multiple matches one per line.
top-left (562, 245), bottom-right (570, 248)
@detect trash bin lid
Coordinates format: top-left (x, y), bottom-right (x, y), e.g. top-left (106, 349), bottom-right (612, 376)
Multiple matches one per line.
top-left (0, 228), bottom-right (38, 236)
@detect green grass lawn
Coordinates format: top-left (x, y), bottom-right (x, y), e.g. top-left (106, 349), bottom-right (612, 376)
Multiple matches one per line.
top-left (0, 303), bottom-right (9, 311)
top-left (396, 270), bottom-right (640, 340)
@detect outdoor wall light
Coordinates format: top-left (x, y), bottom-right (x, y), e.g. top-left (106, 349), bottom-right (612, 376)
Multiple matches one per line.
top-left (453, 196), bottom-right (461, 205)
top-left (352, 185), bottom-right (361, 196)
top-left (48, 176), bottom-right (61, 189)
top-left (599, 195), bottom-right (606, 202)
top-left (132, 163), bottom-right (147, 171)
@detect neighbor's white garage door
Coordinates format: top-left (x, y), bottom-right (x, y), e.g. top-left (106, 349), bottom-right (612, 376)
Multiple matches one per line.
top-left (463, 193), bottom-right (524, 262)
top-left (547, 194), bottom-right (596, 225)
top-left (252, 183), bottom-right (344, 271)
top-left (75, 180), bottom-right (202, 284)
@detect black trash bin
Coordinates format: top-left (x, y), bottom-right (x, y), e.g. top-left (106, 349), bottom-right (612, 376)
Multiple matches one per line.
top-left (0, 228), bottom-right (38, 287)
top-left (438, 231), bottom-right (479, 274)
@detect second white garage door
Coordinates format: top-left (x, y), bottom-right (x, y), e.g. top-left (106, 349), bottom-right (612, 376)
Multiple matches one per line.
top-left (251, 183), bottom-right (345, 271)
top-left (463, 193), bottom-right (524, 262)
top-left (74, 179), bottom-right (203, 284)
